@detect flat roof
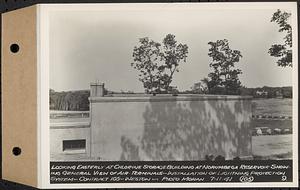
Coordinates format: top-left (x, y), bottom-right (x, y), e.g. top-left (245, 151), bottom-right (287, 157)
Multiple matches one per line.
top-left (89, 94), bottom-right (253, 103)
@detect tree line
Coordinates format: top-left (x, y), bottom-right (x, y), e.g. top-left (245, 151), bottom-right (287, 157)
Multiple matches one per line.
top-left (49, 85), bottom-right (292, 111)
top-left (240, 86), bottom-right (292, 98)
top-left (50, 89), bottom-right (90, 111)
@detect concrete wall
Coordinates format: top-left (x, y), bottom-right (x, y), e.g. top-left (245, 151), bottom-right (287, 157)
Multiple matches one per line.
top-left (50, 123), bottom-right (91, 161)
top-left (90, 95), bottom-right (253, 161)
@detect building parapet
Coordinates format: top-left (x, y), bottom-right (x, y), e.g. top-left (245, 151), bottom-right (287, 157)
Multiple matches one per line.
top-left (89, 94), bottom-right (252, 103)
top-left (50, 121), bottom-right (90, 129)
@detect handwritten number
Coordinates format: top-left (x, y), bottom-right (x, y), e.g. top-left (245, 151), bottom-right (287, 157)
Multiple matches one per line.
top-left (281, 175), bottom-right (287, 181)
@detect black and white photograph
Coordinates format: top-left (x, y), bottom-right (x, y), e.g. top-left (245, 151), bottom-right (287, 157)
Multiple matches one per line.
top-left (49, 3), bottom-right (296, 162)
top-left (45, 2), bottom-right (298, 187)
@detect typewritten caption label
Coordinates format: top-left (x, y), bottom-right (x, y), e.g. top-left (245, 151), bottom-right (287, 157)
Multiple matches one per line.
top-left (50, 160), bottom-right (292, 183)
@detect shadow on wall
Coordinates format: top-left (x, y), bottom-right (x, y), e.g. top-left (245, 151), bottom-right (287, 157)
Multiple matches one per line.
top-left (120, 98), bottom-right (252, 161)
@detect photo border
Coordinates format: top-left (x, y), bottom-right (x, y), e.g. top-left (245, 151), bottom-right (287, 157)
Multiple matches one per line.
top-left (40, 2), bottom-right (298, 189)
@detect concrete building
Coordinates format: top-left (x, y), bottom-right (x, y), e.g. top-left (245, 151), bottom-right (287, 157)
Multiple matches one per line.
top-left (255, 90), bottom-right (268, 97)
top-left (50, 83), bottom-right (253, 161)
top-left (50, 118), bottom-right (91, 160)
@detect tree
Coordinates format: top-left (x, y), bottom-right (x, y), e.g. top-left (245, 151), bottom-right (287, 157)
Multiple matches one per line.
top-left (131, 34), bottom-right (188, 94)
top-left (268, 9), bottom-right (292, 67)
top-left (191, 78), bottom-right (209, 94)
top-left (204, 39), bottom-right (243, 95)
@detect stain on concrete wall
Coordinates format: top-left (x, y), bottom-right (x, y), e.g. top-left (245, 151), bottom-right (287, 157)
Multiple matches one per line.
top-left (89, 95), bottom-right (252, 161)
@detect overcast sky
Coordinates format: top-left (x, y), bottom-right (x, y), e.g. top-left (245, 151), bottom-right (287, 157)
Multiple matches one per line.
top-left (49, 3), bottom-right (295, 92)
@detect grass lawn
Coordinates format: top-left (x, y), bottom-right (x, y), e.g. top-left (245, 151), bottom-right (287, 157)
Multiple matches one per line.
top-left (253, 98), bottom-right (292, 116)
top-left (252, 134), bottom-right (292, 160)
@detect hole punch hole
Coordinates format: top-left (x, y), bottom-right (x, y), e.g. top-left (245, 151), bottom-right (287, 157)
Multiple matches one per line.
top-left (12, 147), bottom-right (21, 156)
top-left (10, 44), bottom-right (20, 53)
